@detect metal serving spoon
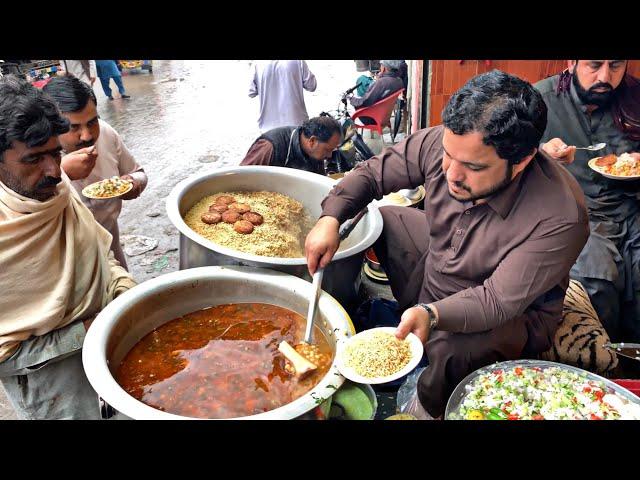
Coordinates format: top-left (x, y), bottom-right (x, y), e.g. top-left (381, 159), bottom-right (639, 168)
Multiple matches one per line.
top-left (278, 208), bottom-right (370, 378)
top-left (304, 208), bottom-right (368, 344)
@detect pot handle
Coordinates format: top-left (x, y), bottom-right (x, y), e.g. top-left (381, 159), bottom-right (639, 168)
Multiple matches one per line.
top-left (339, 208), bottom-right (368, 241)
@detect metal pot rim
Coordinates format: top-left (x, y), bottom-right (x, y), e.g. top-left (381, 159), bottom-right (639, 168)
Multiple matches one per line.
top-left (82, 266), bottom-right (354, 420)
top-left (165, 166), bottom-right (383, 266)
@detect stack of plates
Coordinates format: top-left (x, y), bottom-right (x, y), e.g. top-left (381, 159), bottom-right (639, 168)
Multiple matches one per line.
top-left (363, 263), bottom-right (389, 283)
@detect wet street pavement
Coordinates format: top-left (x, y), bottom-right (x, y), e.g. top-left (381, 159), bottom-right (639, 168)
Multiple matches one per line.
top-left (0, 60), bottom-right (371, 419)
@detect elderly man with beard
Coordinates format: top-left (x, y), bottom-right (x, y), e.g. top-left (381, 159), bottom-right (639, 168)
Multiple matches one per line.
top-left (535, 60), bottom-right (640, 343)
top-left (43, 76), bottom-right (147, 269)
top-left (349, 60), bottom-right (405, 110)
top-left (305, 70), bottom-right (589, 418)
top-left (0, 75), bottom-right (135, 419)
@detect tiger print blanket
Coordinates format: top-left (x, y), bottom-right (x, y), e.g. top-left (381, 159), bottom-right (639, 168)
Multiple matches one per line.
top-left (541, 279), bottom-right (618, 374)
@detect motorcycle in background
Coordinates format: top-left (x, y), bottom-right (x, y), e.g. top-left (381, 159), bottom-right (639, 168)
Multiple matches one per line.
top-left (320, 83), bottom-right (375, 175)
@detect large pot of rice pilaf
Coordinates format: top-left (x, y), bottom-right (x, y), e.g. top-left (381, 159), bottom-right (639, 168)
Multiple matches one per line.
top-left (166, 166), bottom-right (384, 309)
top-left (82, 266), bottom-right (355, 419)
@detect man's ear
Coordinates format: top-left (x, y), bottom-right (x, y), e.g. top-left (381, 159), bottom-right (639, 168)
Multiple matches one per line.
top-left (308, 136), bottom-right (318, 149)
top-left (567, 60), bottom-right (577, 71)
top-left (511, 149), bottom-right (537, 178)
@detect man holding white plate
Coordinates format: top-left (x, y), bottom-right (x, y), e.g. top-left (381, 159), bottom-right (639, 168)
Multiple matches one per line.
top-left (43, 76), bottom-right (147, 269)
top-left (306, 70), bottom-right (590, 419)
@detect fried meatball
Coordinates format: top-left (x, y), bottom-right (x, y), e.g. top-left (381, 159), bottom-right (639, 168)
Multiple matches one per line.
top-left (242, 211), bottom-right (264, 226)
top-left (228, 202), bottom-right (251, 214)
top-left (233, 220), bottom-right (254, 234)
top-left (201, 212), bottom-right (222, 224)
top-left (215, 195), bottom-right (236, 205)
top-left (596, 154), bottom-right (617, 167)
top-left (221, 209), bottom-right (241, 223)
top-left (209, 203), bottom-right (228, 214)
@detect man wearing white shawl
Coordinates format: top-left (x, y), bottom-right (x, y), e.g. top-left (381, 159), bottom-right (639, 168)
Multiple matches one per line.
top-left (0, 75), bottom-right (136, 419)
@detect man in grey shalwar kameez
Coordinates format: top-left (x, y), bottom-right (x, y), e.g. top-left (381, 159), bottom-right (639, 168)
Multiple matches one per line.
top-left (535, 60), bottom-right (640, 342)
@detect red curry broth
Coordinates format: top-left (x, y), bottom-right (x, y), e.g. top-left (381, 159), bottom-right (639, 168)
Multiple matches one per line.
top-left (115, 303), bottom-right (333, 418)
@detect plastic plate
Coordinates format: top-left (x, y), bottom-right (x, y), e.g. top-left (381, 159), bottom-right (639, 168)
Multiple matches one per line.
top-left (335, 327), bottom-right (424, 385)
top-left (82, 179), bottom-right (133, 199)
top-left (588, 157), bottom-right (640, 181)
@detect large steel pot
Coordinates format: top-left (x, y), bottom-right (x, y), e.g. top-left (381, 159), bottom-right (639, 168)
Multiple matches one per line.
top-left (165, 166), bottom-right (383, 309)
top-left (82, 266), bottom-right (355, 419)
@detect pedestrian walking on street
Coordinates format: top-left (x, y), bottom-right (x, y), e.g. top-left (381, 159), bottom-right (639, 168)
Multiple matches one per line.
top-left (249, 60), bottom-right (317, 133)
top-left (95, 60), bottom-right (130, 100)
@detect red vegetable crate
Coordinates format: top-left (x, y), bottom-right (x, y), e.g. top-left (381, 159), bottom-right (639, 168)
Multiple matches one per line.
top-left (611, 379), bottom-right (640, 398)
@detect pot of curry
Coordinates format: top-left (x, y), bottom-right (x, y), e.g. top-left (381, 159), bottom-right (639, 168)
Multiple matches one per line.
top-left (82, 266), bottom-right (355, 419)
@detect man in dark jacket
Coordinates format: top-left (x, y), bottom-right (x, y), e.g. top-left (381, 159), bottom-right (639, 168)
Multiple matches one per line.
top-left (240, 116), bottom-right (342, 175)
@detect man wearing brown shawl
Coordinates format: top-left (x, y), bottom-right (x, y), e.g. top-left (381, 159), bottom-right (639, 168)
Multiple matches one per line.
top-left (0, 75), bottom-right (135, 419)
top-left (535, 60), bottom-right (640, 343)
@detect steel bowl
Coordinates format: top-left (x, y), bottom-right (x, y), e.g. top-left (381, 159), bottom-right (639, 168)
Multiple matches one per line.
top-left (165, 166), bottom-right (383, 310)
top-left (365, 248), bottom-right (384, 274)
top-left (445, 359), bottom-right (640, 420)
top-left (82, 266), bottom-right (355, 419)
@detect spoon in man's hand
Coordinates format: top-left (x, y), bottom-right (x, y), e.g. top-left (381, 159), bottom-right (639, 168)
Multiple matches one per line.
top-left (574, 142), bottom-right (606, 151)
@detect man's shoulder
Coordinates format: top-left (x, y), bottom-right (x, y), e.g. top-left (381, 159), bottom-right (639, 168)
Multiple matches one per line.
top-left (98, 119), bottom-right (120, 138)
top-left (403, 125), bottom-right (445, 154)
top-left (404, 126), bottom-right (445, 174)
top-left (260, 126), bottom-right (296, 139)
top-left (526, 155), bottom-right (588, 225)
top-left (96, 119), bottom-right (125, 159)
top-left (380, 74), bottom-right (403, 90)
top-left (413, 125), bottom-right (445, 142)
top-left (533, 75), bottom-right (559, 96)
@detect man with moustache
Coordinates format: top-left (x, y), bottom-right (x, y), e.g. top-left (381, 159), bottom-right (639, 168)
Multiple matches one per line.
top-left (535, 61), bottom-right (640, 343)
top-left (305, 70), bottom-right (589, 418)
top-left (0, 75), bottom-right (136, 419)
top-left (240, 116), bottom-right (342, 175)
top-left (43, 76), bottom-right (147, 269)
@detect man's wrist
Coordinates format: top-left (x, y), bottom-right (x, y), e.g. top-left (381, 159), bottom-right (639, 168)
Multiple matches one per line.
top-left (538, 142), bottom-right (553, 160)
top-left (127, 171), bottom-right (147, 188)
top-left (416, 303), bottom-right (438, 330)
top-left (318, 215), bottom-right (340, 228)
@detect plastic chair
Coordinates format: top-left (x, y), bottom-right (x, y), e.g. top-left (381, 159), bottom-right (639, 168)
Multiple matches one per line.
top-left (351, 88), bottom-right (404, 142)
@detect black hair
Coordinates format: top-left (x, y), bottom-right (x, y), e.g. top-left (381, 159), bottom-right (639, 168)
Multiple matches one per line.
top-left (442, 69), bottom-right (547, 165)
top-left (42, 75), bottom-right (97, 113)
top-left (0, 75), bottom-right (70, 161)
top-left (301, 116), bottom-right (342, 142)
